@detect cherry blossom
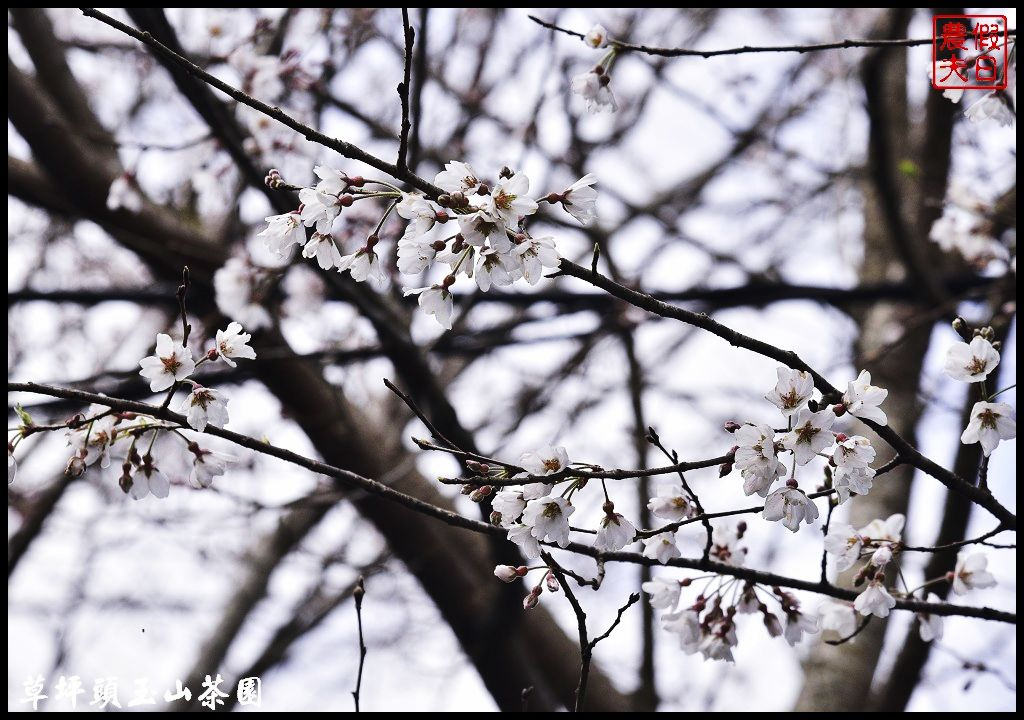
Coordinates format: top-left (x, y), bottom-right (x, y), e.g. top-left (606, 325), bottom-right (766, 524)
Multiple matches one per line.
top-left (642, 532), bottom-right (681, 564)
top-left (213, 258), bottom-right (272, 330)
top-left (522, 496), bottom-right (575, 547)
top-left (765, 367), bottom-right (814, 417)
top-left (491, 490), bottom-right (526, 525)
top-left (257, 212), bottom-right (305, 255)
top-left (302, 233), bottom-right (344, 270)
top-left (559, 174), bottom-right (598, 226)
top-left (783, 608), bottom-right (819, 646)
top-left (964, 91), bottom-right (1015, 127)
top-left (944, 336), bottom-right (1000, 383)
top-left (832, 435), bottom-right (875, 470)
top-left (952, 552), bottom-right (997, 595)
top-left (215, 322), bottom-right (257, 367)
top-left (661, 608), bottom-right (703, 654)
top-left (397, 194), bottom-right (445, 240)
top-left (960, 401), bottom-right (1016, 456)
top-left (180, 387), bottom-right (229, 432)
top-left (514, 235), bottom-right (560, 284)
top-left (647, 483), bottom-right (696, 521)
top-left (571, 69), bottom-right (617, 113)
top-left (841, 370), bottom-right (888, 425)
top-left (833, 465), bottom-right (874, 504)
top-left (782, 408), bottom-right (836, 465)
top-left (819, 600), bottom-right (858, 640)
top-left (338, 247), bottom-right (387, 286)
top-left (594, 510), bottom-right (636, 552)
top-left (519, 445), bottom-right (570, 476)
top-left (482, 172), bottom-right (538, 227)
top-left (507, 523), bottom-right (541, 559)
top-left (709, 524), bottom-right (748, 566)
top-left (584, 24), bottom-right (608, 49)
top-left (917, 593), bottom-right (944, 642)
top-left (641, 577), bottom-right (682, 610)
top-left (823, 522), bottom-right (863, 572)
top-left (762, 484), bottom-right (819, 532)
top-left (493, 565), bottom-right (521, 583)
top-left (434, 161), bottom-right (481, 194)
top-left (734, 422), bottom-right (785, 497)
top-left (312, 165), bottom-right (352, 196)
top-left (298, 187), bottom-right (342, 233)
top-left (189, 447), bottom-right (235, 489)
top-left (128, 456), bottom-right (170, 500)
top-left (139, 334), bottom-right (195, 393)
top-left (403, 286), bottom-right (454, 329)
top-left (854, 578), bottom-right (896, 618)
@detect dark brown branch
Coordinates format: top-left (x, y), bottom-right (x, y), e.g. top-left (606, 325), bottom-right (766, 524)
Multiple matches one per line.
top-left (8, 382), bottom-right (1015, 624)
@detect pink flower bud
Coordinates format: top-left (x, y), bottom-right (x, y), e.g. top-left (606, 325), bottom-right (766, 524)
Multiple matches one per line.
top-left (494, 565), bottom-right (519, 583)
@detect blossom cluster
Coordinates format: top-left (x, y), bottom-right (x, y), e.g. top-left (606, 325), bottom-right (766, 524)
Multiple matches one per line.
top-left (942, 327), bottom-right (1016, 456)
top-left (254, 162), bottom-right (598, 329)
top-left (722, 367), bottom-right (888, 533)
top-left (642, 542), bottom-right (820, 663)
top-left (8, 323), bottom-right (258, 500)
top-left (824, 510), bottom-right (998, 641)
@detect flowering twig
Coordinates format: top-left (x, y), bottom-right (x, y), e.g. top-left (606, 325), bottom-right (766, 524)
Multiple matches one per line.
top-left (552, 258), bottom-right (1017, 530)
top-left (9, 382), bottom-right (1015, 624)
top-left (646, 426), bottom-right (714, 562)
top-left (529, 15), bottom-right (1017, 59)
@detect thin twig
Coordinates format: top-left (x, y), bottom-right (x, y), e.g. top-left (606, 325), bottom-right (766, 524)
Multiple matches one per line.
top-left (352, 576), bottom-right (367, 712)
top-left (529, 15), bottom-right (1017, 59)
top-left (396, 8), bottom-right (415, 174)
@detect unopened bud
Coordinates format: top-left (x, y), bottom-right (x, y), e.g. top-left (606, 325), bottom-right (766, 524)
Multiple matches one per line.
top-left (523, 589), bottom-right (540, 610)
top-left (490, 511), bottom-right (503, 525)
top-left (494, 565), bottom-right (520, 583)
top-left (339, 194), bottom-right (354, 207)
top-left (65, 456), bottom-right (86, 479)
top-left (545, 571), bottom-right (560, 592)
top-left (724, 421), bottom-right (742, 433)
top-left (718, 462), bottom-right (733, 478)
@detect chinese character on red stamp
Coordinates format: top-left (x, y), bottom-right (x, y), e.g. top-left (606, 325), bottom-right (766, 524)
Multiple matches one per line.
top-left (932, 14), bottom-right (1008, 91)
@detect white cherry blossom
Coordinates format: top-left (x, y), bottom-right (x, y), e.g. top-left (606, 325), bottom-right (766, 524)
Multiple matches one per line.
top-left (782, 408), bottom-right (836, 465)
top-left (960, 401), bottom-right (1015, 456)
top-left (641, 577), bottom-right (681, 610)
top-left (824, 522), bottom-right (863, 571)
top-left (339, 248), bottom-right (387, 286)
top-left (519, 445), bottom-right (570, 476)
top-left (514, 235), bottom-right (560, 284)
top-left (302, 233), bottom-right (344, 270)
top-left (944, 336), bottom-right (1000, 382)
top-left (952, 552), bottom-right (997, 595)
top-left (179, 387), bottom-right (229, 432)
top-left (298, 187), bottom-right (342, 233)
top-left (483, 172), bottom-right (538, 227)
top-left (522, 496), bottom-right (575, 547)
top-left (917, 593), bottom-right (944, 642)
top-left (734, 422), bottom-right (785, 497)
top-left (766, 368), bottom-right (814, 417)
top-left (434, 161), bottom-right (481, 194)
top-left (854, 578), bottom-right (896, 618)
top-left (215, 322), bottom-right (257, 367)
top-left (842, 370), bottom-right (888, 425)
top-left (213, 258), bottom-right (272, 330)
top-left (584, 24), bottom-right (608, 49)
top-left (403, 285), bottom-right (455, 329)
top-left (258, 212), bottom-right (305, 255)
top-left (647, 483), bottom-right (696, 522)
top-left (763, 485), bottom-right (819, 532)
top-left (642, 532), bottom-right (681, 564)
top-left (594, 512), bottom-right (636, 552)
top-left (560, 174), bottom-right (598, 226)
top-left (833, 465), bottom-right (874, 504)
top-left (571, 69), bottom-right (617, 113)
top-left (189, 448), bottom-right (235, 489)
top-left (507, 523), bottom-right (541, 559)
top-left (139, 334), bottom-right (195, 392)
top-left (819, 600), bottom-right (858, 640)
